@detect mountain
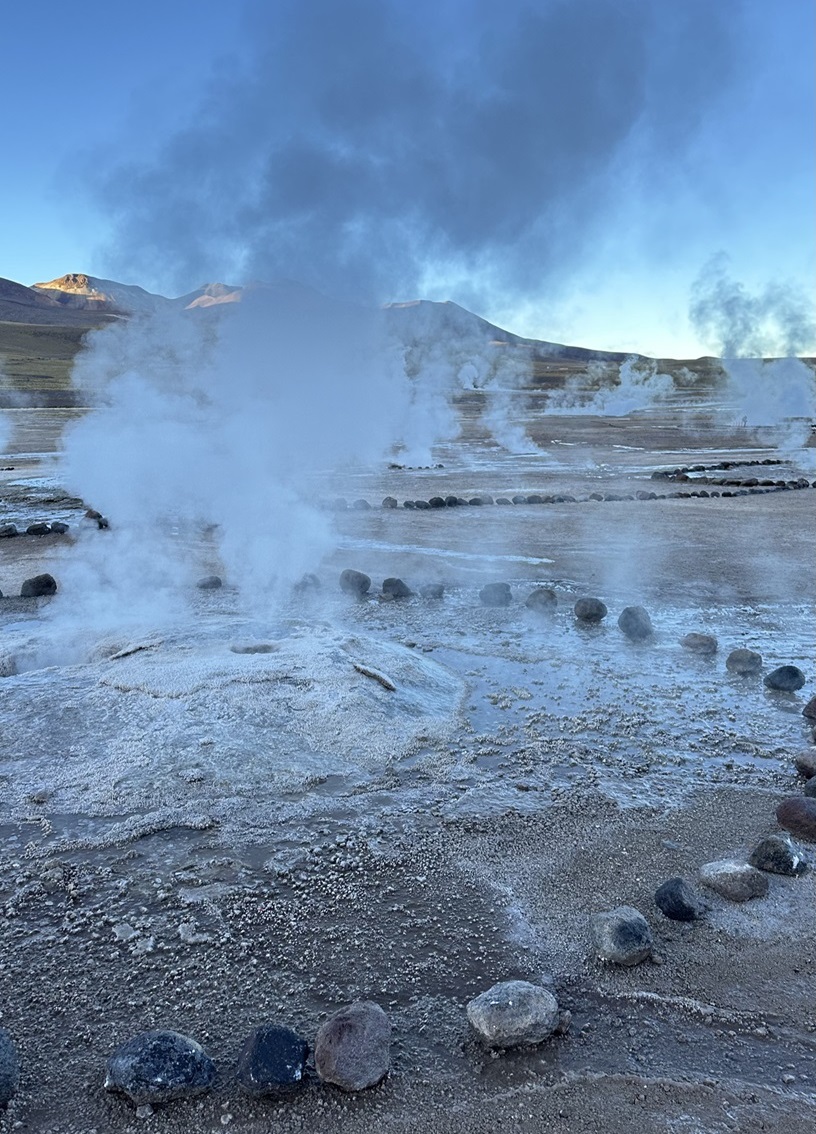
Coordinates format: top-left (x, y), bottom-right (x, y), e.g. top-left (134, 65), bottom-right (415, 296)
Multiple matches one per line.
top-left (0, 276), bottom-right (119, 326)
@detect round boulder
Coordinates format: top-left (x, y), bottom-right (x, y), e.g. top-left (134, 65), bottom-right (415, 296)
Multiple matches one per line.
top-left (618, 605), bottom-right (653, 641)
top-left (0, 1028), bottom-right (19, 1106)
top-left (748, 835), bottom-right (807, 876)
top-left (314, 1001), bottom-right (391, 1092)
top-left (420, 583), bottom-right (444, 599)
top-left (764, 666), bottom-right (806, 692)
top-left (525, 588), bottom-right (557, 614)
top-left (480, 582), bottom-right (512, 607)
top-left (382, 577), bottom-right (413, 599)
top-left (196, 574), bottom-right (222, 590)
top-left (680, 633), bottom-right (718, 656)
top-left (654, 877), bottom-right (706, 922)
top-left (777, 796), bottom-right (816, 842)
top-left (794, 750), bottom-right (816, 779)
top-left (235, 1024), bottom-right (309, 1097)
top-left (0, 654), bottom-right (17, 678)
top-left (466, 980), bottom-right (560, 1048)
top-left (699, 859), bottom-right (769, 902)
top-left (381, 497), bottom-right (398, 509)
top-left (590, 906), bottom-right (653, 966)
top-left (574, 597), bottom-right (607, 623)
top-left (104, 1030), bottom-right (215, 1105)
top-left (339, 569), bottom-right (371, 598)
top-left (26, 522), bottom-right (51, 536)
top-left (0, 523), bottom-right (18, 538)
top-left (50, 521), bottom-right (70, 535)
top-left (802, 696), bottom-right (816, 723)
top-left (726, 648), bottom-right (763, 676)
top-left (21, 573), bottom-right (57, 598)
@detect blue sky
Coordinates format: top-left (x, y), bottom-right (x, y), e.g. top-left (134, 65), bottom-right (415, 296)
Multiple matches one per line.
top-left (1, 0), bottom-right (813, 357)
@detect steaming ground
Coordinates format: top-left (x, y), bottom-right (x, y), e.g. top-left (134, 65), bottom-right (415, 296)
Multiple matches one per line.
top-left (0, 405), bottom-right (815, 1132)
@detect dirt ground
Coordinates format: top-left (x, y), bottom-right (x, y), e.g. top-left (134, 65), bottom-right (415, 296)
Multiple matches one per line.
top-left (0, 409), bottom-right (814, 1133)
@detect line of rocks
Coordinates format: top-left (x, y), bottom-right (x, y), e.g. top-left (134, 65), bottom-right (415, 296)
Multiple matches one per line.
top-left (0, 521), bottom-right (71, 539)
top-left (329, 479), bottom-right (816, 512)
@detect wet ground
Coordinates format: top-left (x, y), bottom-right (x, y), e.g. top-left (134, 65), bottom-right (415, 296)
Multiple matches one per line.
top-left (0, 400), bottom-right (814, 1132)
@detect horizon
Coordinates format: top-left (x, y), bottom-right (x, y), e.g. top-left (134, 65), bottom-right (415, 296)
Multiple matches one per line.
top-left (1, 1), bottom-right (814, 359)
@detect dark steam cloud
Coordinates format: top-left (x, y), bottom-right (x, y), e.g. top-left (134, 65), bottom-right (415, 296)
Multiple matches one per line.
top-left (690, 253), bottom-right (816, 357)
top-left (93, 0), bottom-right (742, 307)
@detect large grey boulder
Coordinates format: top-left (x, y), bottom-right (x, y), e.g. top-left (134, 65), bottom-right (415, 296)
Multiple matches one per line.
top-left (699, 860), bottom-right (769, 902)
top-left (21, 573), bottom-right (57, 598)
top-left (479, 582), bottom-right (512, 607)
top-left (339, 569), bottom-right (371, 597)
top-left (617, 605), bottom-right (653, 641)
top-left (314, 1001), bottom-right (391, 1091)
top-left (764, 666), bottom-right (806, 692)
top-left (105, 1030), bottom-right (215, 1105)
top-left (726, 648), bottom-right (763, 675)
top-left (466, 980), bottom-right (560, 1048)
top-left (574, 597), bottom-right (607, 623)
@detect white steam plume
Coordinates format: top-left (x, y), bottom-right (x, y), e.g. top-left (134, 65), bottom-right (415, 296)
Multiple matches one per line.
top-left (544, 357), bottom-right (675, 416)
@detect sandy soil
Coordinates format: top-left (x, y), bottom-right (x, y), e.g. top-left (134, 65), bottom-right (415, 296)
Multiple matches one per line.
top-left (0, 409), bottom-right (814, 1133)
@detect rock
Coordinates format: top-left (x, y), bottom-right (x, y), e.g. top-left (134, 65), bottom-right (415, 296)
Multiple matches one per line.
top-left (196, 574), bottom-right (222, 590)
top-left (803, 696), bottom-right (816, 722)
top-left (105, 1030), bottom-right (215, 1105)
top-left (20, 573), bottom-right (57, 598)
top-left (496, 497), bottom-right (512, 505)
top-left (777, 796), bottom-right (816, 842)
top-left (699, 859), bottom-right (769, 901)
top-left (444, 496), bottom-right (459, 507)
top-left (680, 632), bottom-right (718, 656)
top-left (764, 666), bottom-right (806, 692)
top-left (654, 877), bottom-right (706, 921)
top-left (726, 648), bottom-right (763, 676)
top-left (479, 582), bottom-right (512, 607)
top-left (402, 500), bottom-right (415, 510)
top-left (235, 1024), bottom-right (309, 1097)
top-left (804, 777), bottom-right (816, 798)
top-left (618, 605), bottom-right (653, 641)
top-left (352, 499), bottom-right (371, 511)
top-left (749, 835), bottom-right (807, 876)
top-left (381, 496), bottom-right (398, 509)
top-left (525, 588), bottom-right (557, 613)
top-left (468, 497), bottom-right (484, 506)
top-left (0, 654), bottom-right (16, 678)
top-left (429, 496), bottom-right (446, 508)
top-left (574, 597), bottom-right (607, 623)
top-left (590, 906), bottom-right (653, 966)
top-left (414, 499), bottom-right (431, 510)
top-left (794, 750), bottom-right (816, 779)
top-left (339, 569), bottom-right (371, 597)
top-left (0, 523), bottom-right (18, 538)
top-left (293, 572), bottom-right (320, 593)
top-left (466, 980), bottom-right (560, 1048)
top-left (420, 583), bottom-right (444, 599)
top-left (382, 577), bottom-right (413, 599)
top-left (0, 1028), bottom-right (19, 1106)
top-left (314, 1001), bottom-right (391, 1091)
top-left (50, 521), bottom-right (70, 534)
top-left (26, 522), bottom-right (51, 535)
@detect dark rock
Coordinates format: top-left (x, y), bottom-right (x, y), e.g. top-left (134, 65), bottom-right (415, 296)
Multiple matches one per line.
top-left (699, 859), bottom-right (769, 901)
top-left (749, 835), bottom-right (808, 876)
top-left (49, 521), bottom-right (70, 534)
top-left (617, 605), bottom-right (653, 641)
top-left (764, 666), bottom-right (806, 692)
top-left (196, 574), bottom-right (223, 590)
top-left (726, 648), bottom-right (763, 676)
top-left (589, 492), bottom-right (604, 501)
top-left (803, 696), bottom-right (816, 722)
top-left (777, 796), bottom-right (816, 841)
top-left (339, 569), bottom-right (371, 597)
top-left (794, 750), bottom-right (816, 779)
top-left (352, 498), bottom-right (371, 511)
top-left (526, 494), bottom-right (543, 504)
top-left (414, 500), bottom-right (431, 510)
top-left (654, 877), bottom-right (706, 921)
top-left (466, 981), bottom-right (560, 1048)
top-left (293, 572), bottom-right (320, 593)
top-left (235, 1024), bottom-right (309, 1097)
top-left (0, 523), bottom-right (18, 538)
top-left (511, 495), bottom-right (526, 504)
top-left (105, 1030), bottom-right (215, 1105)
top-left (495, 497), bottom-right (512, 505)
top-left (382, 577), bottom-right (412, 599)
top-left (480, 582), bottom-right (512, 607)
top-left (381, 497), bottom-right (398, 509)
top-left (444, 496), bottom-right (459, 507)
top-left (574, 597), bottom-right (607, 622)
top-left (804, 777), bottom-right (816, 798)
top-left (402, 500), bottom-right (415, 509)
top-left (420, 583), bottom-right (444, 599)
top-left (20, 573), bottom-right (57, 598)
top-left (680, 632), bottom-right (718, 656)
top-left (590, 906), bottom-right (653, 966)
top-left (429, 496), bottom-right (446, 509)
top-left (0, 1028), bottom-right (19, 1106)
top-left (468, 497), bottom-right (484, 506)
top-left (26, 522), bottom-right (51, 536)
top-left (314, 1001), bottom-right (391, 1091)
top-left (525, 588), bottom-right (557, 613)
top-left (480, 495), bottom-right (494, 505)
